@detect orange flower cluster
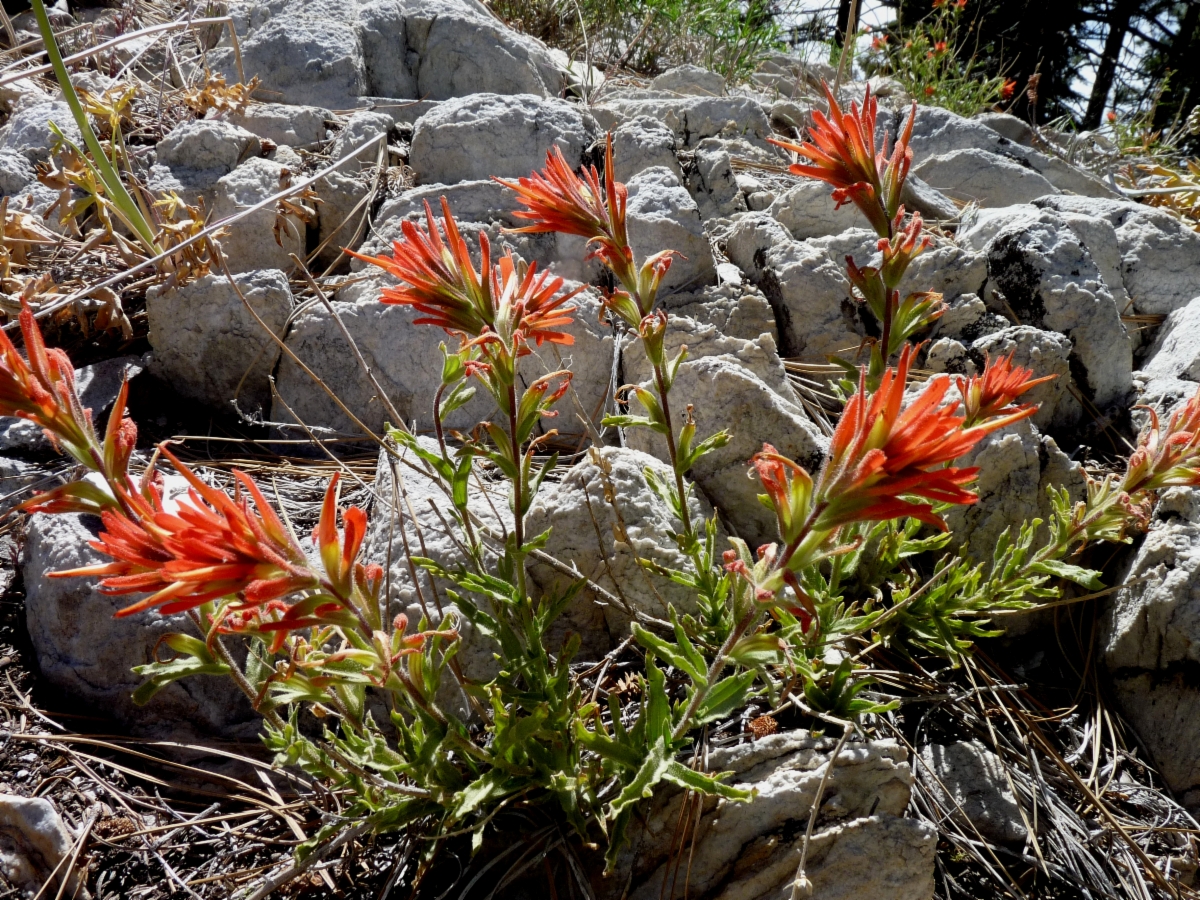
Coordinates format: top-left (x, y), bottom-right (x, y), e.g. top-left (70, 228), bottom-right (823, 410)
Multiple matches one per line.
top-left (349, 198), bottom-right (581, 352)
top-left (768, 84), bottom-right (915, 237)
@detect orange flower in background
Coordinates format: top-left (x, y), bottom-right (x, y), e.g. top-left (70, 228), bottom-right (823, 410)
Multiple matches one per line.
top-left (871, 35), bottom-right (888, 50)
top-left (1107, 111), bottom-right (1118, 123)
top-left (349, 197), bottom-right (581, 349)
top-left (1001, 79), bottom-right (1017, 100)
top-left (934, 41), bottom-right (948, 53)
top-left (956, 350), bottom-right (1055, 427)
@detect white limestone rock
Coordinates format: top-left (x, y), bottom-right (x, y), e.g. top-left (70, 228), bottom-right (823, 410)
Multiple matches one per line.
top-left (902, 105), bottom-right (1114, 199)
top-left (767, 177), bottom-right (859, 240)
top-left (1034, 195), bottom-right (1200, 317)
top-left (314, 169), bottom-right (373, 268)
top-left (1144, 296), bottom-right (1200, 383)
top-left (919, 741), bottom-right (1028, 845)
top-left (211, 157), bottom-right (312, 273)
top-left (974, 111), bottom-right (1037, 146)
top-left (0, 101), bottom-right (81, 162)
top-left (222, 102), bottom-right (331, 148)
top-left (146, 269), bottom-right (293, 415)
top-left (659, 282), bottom-right (778, 343)
top-left (1129, 372), bottom-right (1199, 433)
top-left (271, 274), bottom-right (612, 437)
top-left (958, 205), bottom-right (1132, 410)
top-left (0, 149), bottom-right (35, 195)
top-left (626, 353), bottom-right (827, 547)
top-left (625, 166), bottom-right (716, 294)
top-left (156, 119), bottom-right (261, 180)
top-left (601, 731), bottom-right (935, 900)
top-left (943, 417), bottom-right (1086, 562)
top-left (650, 64), bottom-right (726, 97)
top-left (525, 447), bottom-right (715, 651)
top-left (593, 96), bottom-right (772, 150)
top-left (913, 148), bottom-right (1059, 208)
top-left (688, 137), bottom-right (747, 219)
top-left (329, 110), bottom-right (392, 164)
top-left (611, 116), bottom-right (681, 180)
top-left (0, 795), bottom-right (88, 899)
top-left (409, 93), bottom-right (596, 185)
top-left (1102, 486), bottom-right (1200, 811)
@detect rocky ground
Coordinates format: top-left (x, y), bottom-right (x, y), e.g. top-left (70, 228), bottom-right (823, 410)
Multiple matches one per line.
top-left (0, 0), bottom-right (1199, 897)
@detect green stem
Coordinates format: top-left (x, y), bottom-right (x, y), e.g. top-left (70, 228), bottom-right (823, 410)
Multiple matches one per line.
top-left (651, 361), bottom-right (694, 540)
top-left (30, 0), bottom-right (161, 255)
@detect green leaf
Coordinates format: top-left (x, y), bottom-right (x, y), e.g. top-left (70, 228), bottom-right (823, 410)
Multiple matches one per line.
top-left (607, 737), bottom-right (670, 817)
top-left (631, 623), bottom-right (706, 686)
top-left (693, 671), bottom-right (757, 726)
top-left (1030, 559), bottom-right (1104, 591)
top-left (663, 761), bottom-right (754, 802)
top-left (132, 657), bottom-right (231, 705)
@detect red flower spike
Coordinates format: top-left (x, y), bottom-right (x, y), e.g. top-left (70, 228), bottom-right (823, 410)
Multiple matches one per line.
top-left (1122, 392), bottom-right (1200, 494)
top-left (313, 473), bottom-right (369, 598)
top-left (53, 449), bottom-right (320, 618)
top-left (349, 198), bottom-right (581, 351)
top-left (768, 83), bottom-right (916, 239)
top-left (814, 344), bottom-right (1038, 531)
top-left (956, 350), bottom-right (1056, 427)
top-left (751, 443), bottom-right (814, 545)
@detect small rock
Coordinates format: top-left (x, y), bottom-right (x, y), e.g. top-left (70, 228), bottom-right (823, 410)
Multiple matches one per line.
top-left (650, 64), bottom-right (725, 97)
top-left (314, 169), bottom-right (372, 268)
top-left (767, 178), bottom-right (859, 240)
top-left (1143, 296), bottom-right (1200, 382)
top-left (688, 138), bottom-right (747, 219)
top-left (593, 95), bottom-right (772, 150)
top-left (0, 795), bottom-right (88, 899)
top-left (211, 157), bottom-right (312, 272)
top-left (0, 101), bottom-right (81, 162)
top-left (0, 149), bottom-right (35, 196)
top-left (624, 166), bottom-right (716, 294)
top-left (1130, 372), bottom-right (1199, 432)
top-left (409, 93), bottom-right (596, 185)
top-left (913, 148), bottom-right (1059, 207)
top-left (974, 111), bottom-right (1037, 146)
top-left (919, 741), bottom-right (1029, 844)
top-left (611, 116), bottom-right (681, 180)
top-left (329, 110), bottom-right (392, 163)
top-left (925, 337), bottom-right (972, 375)
top-left (660, 282), bottom-right (776, 342)
top-left (223, 102), bottom-right (331, 148)
top-left (146, 269), bottom-right (293, 414)
top-left (156, 119), bottom-right (261, 179)
top-left (603, 731), bottom-right (934, 900)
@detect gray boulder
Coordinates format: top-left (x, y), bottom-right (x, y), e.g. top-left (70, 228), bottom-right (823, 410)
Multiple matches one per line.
top-left (1035, 195), bottom-right (1200, 318)
top-left (913, 148), bottom-right (1059, 208)
top-left (650, 64), bottom-right (725, 97)
top-left (212, 0), bottom-right (563, 110)
top-left (223, 102), bottom-right (331, 148)
top-left (211, 157), bottom-right (312, 272)
top-left (919, 742), bottom-right (1028, 845)
top-left (974, 111), bottom-right (1037, 146)
top-left (625, 166), bottom-right (716, 293)
top-left (943, 418), bottom-right (1086, 563)
top-left (526, 447), bottom-right (715, 651)
top-left (22, 503), bottom-right (261, 738)
top-left (688, 137), bottom-right (747, 219)
top-left (0, 795), bottom-right (87, 899)
top-left (626, 352), bottom-right (827, 547)
top-left (593, 96), bottom-right (772, 150)
top-left (902, 105), bottom-right (1114, 199)
top-left (328, 110), bottom-right (392, 163)
top-left (314, 169), bottom-right (372, 268)
top-left (0, 149), bottom-right (35, 196)
top-left (611, 116), bottom-right (682, 181)
top-left (271, 274), bottom-right (613, 437)
top-left (146, 269), bottom-right (293, 415)
top-left (1102, 486), bottom-right (1200, 811)
top-left (659, 282), bottom-right (778, 343)
top-left (156, 119), bottom-right (261, 180)
top-left (603, 731), bottom-right (935, 900)
top-left (959, 205), bottom-right (1132, 410)
top-left (768, 179), bottom-right (860, 240)
top-left (409, 93), bottom-right (596, 185)
top-left (1144, 296), bottom-right (1200, 382)
top-left (0, 101), bottom-right (81, 162)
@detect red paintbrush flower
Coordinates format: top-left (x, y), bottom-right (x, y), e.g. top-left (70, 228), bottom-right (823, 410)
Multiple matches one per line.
top-left (813, 344), bottom-right (1037, 530)
top-left (495, 134), bottom-right (633, 277)
top-left (768, 84), bottom-right (916, 238)
top-left (349, 198), bottom-right (581, 350)
top-left (53, 449), bottom-right (319, 618)
top-left (956, 350), bottom-right (1056, 427)
top-left (1122, 391), bottom-right (1200, 494)
top-left (751, 443), bottom-right (814, 546)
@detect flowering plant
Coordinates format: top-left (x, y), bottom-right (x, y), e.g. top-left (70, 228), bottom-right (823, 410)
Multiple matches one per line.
top-left (6, 83), bottom-right (1198, 896)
